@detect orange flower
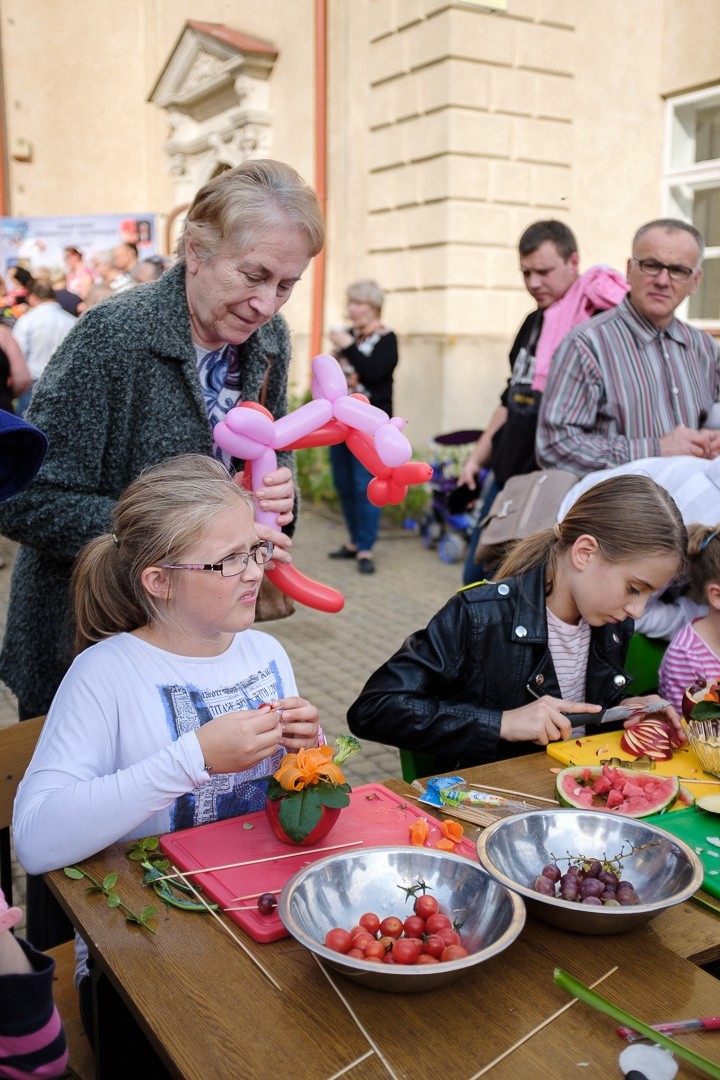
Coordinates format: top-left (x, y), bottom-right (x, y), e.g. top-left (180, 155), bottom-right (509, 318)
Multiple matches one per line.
top-left (274, 746), bottom-right (346, 792)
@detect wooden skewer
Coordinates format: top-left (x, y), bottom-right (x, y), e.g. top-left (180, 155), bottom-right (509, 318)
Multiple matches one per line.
top-left (466, 966), bottom-right (618, 1079)
top-left (325, 1050), bottom-right (375, 1080)
top-left (313, 955), bottom-right (401, 1080)
top-left (151, 839), bottom-right (364, 884)
top-left (227, 890), bottom-right (268, 904)
top-left (468, 783), bottom-right (558, 804)
top-left (167, 863), bottom-right (283, 992)
top-left (678, 776), bottom-right (720, 784)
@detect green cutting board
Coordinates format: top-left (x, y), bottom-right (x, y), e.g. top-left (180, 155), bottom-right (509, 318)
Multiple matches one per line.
top-left (644, 805), bottom-right (720, 900)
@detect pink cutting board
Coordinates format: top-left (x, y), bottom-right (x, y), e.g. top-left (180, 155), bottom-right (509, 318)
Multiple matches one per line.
top-left (159, 783), bottom-right (478, 943)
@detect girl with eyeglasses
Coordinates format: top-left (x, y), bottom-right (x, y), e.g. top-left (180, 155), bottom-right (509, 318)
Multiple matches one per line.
top-left (14, 454), bottom-right (321, 877)
top-left (659, 524), bottom-right (720, 711)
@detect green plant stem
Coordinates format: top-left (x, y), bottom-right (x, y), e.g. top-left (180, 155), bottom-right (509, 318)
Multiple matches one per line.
top-left (554, 968), bottom-right (720, 1079)
top-left (64, 866), bottom-right (157, 935)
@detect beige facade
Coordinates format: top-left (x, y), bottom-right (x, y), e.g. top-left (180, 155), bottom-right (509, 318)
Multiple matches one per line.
top-left (1, 0), bottom-right (718, 449)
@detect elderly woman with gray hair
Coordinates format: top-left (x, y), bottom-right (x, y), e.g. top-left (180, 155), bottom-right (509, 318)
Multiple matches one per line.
top-left (327, 279), bottom-right (399, 574)
top-left (0, 159), bottom-right (324, 948)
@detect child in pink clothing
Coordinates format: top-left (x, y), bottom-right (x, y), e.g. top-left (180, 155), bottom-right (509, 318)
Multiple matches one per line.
top-left (659, 524), bottom-right (720, 711)
top-left (0, 889), bottom-right (68, 1078)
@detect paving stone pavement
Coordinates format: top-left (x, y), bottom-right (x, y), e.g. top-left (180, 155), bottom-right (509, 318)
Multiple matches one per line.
top-left (0, 508), bottom-right (468, 907)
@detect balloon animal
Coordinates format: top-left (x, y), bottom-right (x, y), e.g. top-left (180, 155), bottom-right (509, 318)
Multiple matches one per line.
top-left (213, 353), bottom-right (432, 612)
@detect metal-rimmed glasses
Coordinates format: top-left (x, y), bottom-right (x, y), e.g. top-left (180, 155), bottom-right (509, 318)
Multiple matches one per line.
top-left (631, 257), bottom-right (698, 282)
top-left (161, 541), bottom-right (274, 577)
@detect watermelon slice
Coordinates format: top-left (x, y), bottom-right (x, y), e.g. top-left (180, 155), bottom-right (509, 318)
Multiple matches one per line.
top-left (556, 764), bottom-right (679, 818)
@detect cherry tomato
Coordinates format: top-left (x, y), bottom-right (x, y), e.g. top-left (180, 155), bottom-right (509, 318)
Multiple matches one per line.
top-left (346, 947), bottom-right (365, 959)
top-left (392, 938), bottom-right (419, 965)
top-left (365, 940), bottom-right (386, 960)
top-left (364, 955), bottom-right (382, 963)
top-left (379, 916), bottom-right (403, 939)
top-left (440, 944), bottom-right (469, 962)
top-left (403, 915), bottom-right (426, 938)
top-left (424, 913), bottom-right (452, 934)
top-left (359, 912), bottom-right (381, 936)
top-left (349, 925), bottom-right (366, 941)
top-left (437, 927), bottom-right (461, 947)
top-left (422, 934), bottom-right (446, 959)
top-left (351, 932), bottom-right (374, 952)
top-left (414, 894), bottom-right (439, 919)
top-left (377, 935), bottom-right (394, 952)
top-left (415, 953), bottom-right (440, 965)
top-left (382, 950), bottom-right (396, 964)
top-left (324, 928), bottom-right (352, 954)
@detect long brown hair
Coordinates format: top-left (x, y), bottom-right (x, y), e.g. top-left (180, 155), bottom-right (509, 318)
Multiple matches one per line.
top-left (72, 455), bottom-right (253, 653)
top-left (496, 475), bottom-right (687, 587)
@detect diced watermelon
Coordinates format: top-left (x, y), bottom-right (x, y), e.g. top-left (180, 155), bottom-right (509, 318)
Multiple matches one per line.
top-left (605, 788), bottom-right (625, 809)
top-left (592, 775), bottom-right (612, 795)
top-left (557, 766), bottom-right (679, 818)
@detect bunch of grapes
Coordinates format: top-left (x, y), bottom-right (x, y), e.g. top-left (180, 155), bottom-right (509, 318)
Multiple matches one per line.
top-left (533, 858), bottom-right (639, 907)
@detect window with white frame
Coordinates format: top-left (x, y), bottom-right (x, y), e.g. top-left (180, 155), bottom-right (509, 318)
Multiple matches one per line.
top-left (664, 87), bottom-right (720, 323)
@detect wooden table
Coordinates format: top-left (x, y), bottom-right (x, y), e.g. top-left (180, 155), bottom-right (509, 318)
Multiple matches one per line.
top-left (46, 756), bottom-right (720, 1080)
top-left (384, 752), bottom-right (720, 967)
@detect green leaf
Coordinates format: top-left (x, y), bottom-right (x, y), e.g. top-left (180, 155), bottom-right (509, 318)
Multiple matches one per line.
top-left (691, 700), bottom-right (720, 721)
top-left (316, 785), bottom-right (351, 810)
top-left (103, 872), bottom-right (118, 891)
top-left (278, 787), bottom-right (323, 842)
top-left (106, 892), bottom-right (121, 908)
top-left (85, 885), bottom-right (102, 895)
top-left (140, 906), bottom-right (158, 922)
top-left (141, 837), bottom-right (159, 852)
top-left (265, 777), bottom-right (286, 801)
top-left (128, 850), bottom-right (148, 861)
top-left (63, 866), bottom-right (85, 880)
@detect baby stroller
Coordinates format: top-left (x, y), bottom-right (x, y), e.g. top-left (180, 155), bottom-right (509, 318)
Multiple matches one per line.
top-left (420, 429), bottom-right (484, 563)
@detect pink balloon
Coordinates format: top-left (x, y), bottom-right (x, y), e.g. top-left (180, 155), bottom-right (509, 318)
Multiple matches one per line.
top-left (374, 423), bottom-right (412, 467)
top-left (311, 353), bottom-right (348, 402)
top-left (334, 396), bottom-right (387, 434)
top-left (272, 399), bottom-right (333, 450)
top-left (225, 407), bottom-right (275, 443)
top-left (213, 423), bottom-right (265, 461)
top-left (390, 416), bottom-right (408, 431)
top-left (251, 448), bottom-right (279, 526)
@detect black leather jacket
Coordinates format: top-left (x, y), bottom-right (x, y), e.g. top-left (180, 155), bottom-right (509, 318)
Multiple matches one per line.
top-left (347, 562), bottom-right (634, 773)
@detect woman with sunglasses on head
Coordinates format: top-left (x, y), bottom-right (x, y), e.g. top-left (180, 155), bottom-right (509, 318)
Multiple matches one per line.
top-left (13, 455), bottom-right (321, 876)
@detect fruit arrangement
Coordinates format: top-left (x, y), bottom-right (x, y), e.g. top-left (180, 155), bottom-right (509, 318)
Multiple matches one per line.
top-left (322, 881), bottom-right (471, 965)
top-left (532, 853), bottom-right (642, 907)
top-left (682, 677), bottom-right (720, 720)
top-left (556, 764), bottom-right (684, 817)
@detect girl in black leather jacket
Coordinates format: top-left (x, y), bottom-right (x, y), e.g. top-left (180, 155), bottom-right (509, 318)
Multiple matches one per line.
top-left (348, 476), bottom-right (688, 772)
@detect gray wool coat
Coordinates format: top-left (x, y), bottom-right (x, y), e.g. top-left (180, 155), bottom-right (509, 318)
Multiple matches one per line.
top-left (0, 262), bottom-right (293, 714)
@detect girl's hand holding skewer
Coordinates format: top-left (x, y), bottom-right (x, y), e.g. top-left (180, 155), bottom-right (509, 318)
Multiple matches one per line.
top-left (196, 706), bottom-right (283, 775)
top-left (274, 696), bottom-right (321, 750)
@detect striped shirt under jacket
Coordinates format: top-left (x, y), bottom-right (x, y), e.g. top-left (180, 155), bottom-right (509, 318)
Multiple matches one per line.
top-left (536, 295), bottom-right (720, 476)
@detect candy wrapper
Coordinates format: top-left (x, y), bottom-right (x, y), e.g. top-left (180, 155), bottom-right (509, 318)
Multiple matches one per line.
top-left (416, 776), bottom-right (538, 825)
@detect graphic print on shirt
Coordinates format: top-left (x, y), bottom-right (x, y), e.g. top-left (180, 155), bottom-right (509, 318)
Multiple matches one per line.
top-left (159, 660), bottom-right (286, 830)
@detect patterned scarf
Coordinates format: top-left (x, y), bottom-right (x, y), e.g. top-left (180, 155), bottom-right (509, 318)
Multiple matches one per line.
top-left (194, 343), bottom-right (242, 465)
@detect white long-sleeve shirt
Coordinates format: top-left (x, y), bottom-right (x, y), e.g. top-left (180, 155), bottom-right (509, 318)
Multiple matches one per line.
top-left (13, 630), bottom-right (297, 875)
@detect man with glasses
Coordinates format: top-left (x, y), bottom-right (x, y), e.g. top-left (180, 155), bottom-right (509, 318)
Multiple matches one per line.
top-left (537, 218), bottom-right (720, 475)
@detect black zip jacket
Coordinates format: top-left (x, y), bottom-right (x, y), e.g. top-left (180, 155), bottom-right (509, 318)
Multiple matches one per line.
top-left (347, 562), bottom-right (634, 773)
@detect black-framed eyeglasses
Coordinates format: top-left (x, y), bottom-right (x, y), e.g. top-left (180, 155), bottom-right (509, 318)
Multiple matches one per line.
top-left (161, 541), bottom-right (274, 577)
top-left (631, 258), bottom-right (698, 282)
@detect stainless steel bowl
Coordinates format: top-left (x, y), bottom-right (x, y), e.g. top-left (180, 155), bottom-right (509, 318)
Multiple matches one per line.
top-left (278, 845), bottom-right (526, 992)
top-left (476, 808), bottom-right (703, 935)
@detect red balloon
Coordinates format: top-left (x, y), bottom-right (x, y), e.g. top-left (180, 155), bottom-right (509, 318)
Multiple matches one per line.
top-left (345, 429), bottom-right (390, 477)
top-left (265, 564), bottom-right (344, 614)
top-left (393, 461), bottom-right (433, 485)
top-left (239, 401), bottom-right (274, 420)
top-left (287, 419), bottom-right (349, 450)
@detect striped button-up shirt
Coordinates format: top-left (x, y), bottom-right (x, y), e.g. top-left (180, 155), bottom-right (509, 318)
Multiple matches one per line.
top-left (536, 295), bottom-right (720, 475)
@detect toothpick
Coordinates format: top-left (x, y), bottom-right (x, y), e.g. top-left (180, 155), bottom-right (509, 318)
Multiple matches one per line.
top-left (468, 783), bottom-right (558, 804)
top-left (678, 776), bottom-right (720, 784)
top-left (168, 862), bottom-right (283, 992)
top-left (152, 839), bottom-right (364, 884)
top-left (325, 1050), bottom-right (375, 1079)
top-left (466, 966), bottom-right (618, 1079)
top-left (313, 955), bottom-right (401, 1079)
